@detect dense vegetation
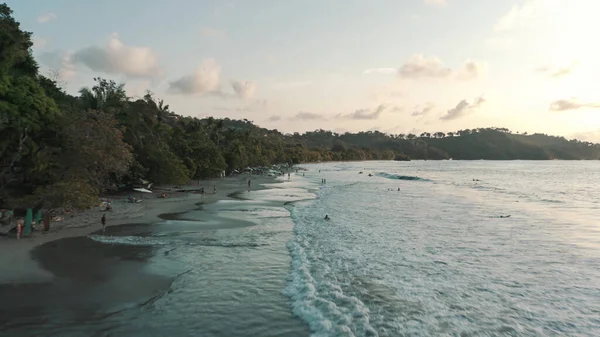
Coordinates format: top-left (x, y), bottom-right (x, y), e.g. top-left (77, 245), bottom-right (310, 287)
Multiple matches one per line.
top-left (1, 4), bottom-right (599, 209)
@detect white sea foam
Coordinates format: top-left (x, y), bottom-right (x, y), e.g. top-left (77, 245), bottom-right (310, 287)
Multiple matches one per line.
top-left (88, 234), bottom-right (167, 246)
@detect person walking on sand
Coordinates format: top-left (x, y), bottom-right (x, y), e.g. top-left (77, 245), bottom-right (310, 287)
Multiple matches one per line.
top-left (16, 219), bottom-right (23, 240)
top-left (101, 214), bottom-right (106, 234)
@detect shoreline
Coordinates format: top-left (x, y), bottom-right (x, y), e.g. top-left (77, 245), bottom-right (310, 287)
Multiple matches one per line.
top-left (0, 174), bottom-right (278, 284)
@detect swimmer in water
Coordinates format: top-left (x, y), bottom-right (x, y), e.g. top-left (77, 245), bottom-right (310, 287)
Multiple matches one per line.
top-left (324, 214), bottom-right (330, 220)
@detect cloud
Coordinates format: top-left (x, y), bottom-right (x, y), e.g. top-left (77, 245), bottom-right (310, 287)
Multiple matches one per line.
top-left (337, 104), bottom-right (387, 120)
top-left (199, 26), bottom-right (226, 39)
top-left (549, 98), bottom-right (600, 112)
top-left (37, 13), bottom-right (56, 23)
top-left (440, 96), bottom-right (486, 121)
top-left (292, 111), bottom-right (327, 121)
top-left (398, 54), bottom-right (452, 79)
top-left (391, 106), bottom-right (404, 113)
top-left (363, 68), bottom-right (397, 75)
top-left (268, 116), bottom-right (281, 122)
top-left (493, 0), bottom-right (548, 33)
top-left (570, 129), bottom-right (600, 142)
top-left (411, 102), bottom-right (435, 117)
top-left (72, 34), bottom-right (162, 79)
top-left (169, 59), bottom-right (221, 95)
top-left (231, 80), bottom-right (256, 99)
top-left (397, 54), bottom-right (485, 80)
top-left (536, 62), bottom-right (577, 78)
top-left (487, 0), bottom-right (558, 50)
top-left (39, 51), bottom-right (76, 80)
top-left (424, 0), bottom-right (447, 6)
top-left (457, 59), bottom-right (488, 80)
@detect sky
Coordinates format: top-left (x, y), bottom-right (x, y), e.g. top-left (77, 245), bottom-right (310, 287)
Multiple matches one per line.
top-left (8, 0), bottom-right (600, 140)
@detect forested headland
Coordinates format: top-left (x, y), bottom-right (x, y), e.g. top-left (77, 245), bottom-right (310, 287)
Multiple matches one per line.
top-left (2, 4), bottom-right (599, 209)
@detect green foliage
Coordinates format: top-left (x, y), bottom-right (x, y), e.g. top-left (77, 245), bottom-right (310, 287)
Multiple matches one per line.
top-left (60, 110), bottom-right (134, 189)
top-left (32, 177), bottom-right (99, 209)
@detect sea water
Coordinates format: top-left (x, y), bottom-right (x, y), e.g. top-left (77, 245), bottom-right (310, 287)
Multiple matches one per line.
top-left (3, 161), bottom-right (600, 337)
top-left (285, 161), bottom-right (600, 336)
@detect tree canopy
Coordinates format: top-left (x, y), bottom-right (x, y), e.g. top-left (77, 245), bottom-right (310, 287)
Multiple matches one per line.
top-left (2, 3), bottom-right (599, 209)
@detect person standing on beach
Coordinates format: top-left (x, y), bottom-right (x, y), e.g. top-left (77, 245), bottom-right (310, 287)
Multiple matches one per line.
top-left (101, 214), bottom-right (106, 234)
top-left (248, 179), bottom-right (251, 189)
top-left (16, 219), bottom-right (22, 239)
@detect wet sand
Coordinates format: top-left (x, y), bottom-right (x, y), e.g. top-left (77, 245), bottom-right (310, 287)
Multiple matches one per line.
top-left (0, 174), bottom-right (275, 285)
top-left (0, 175), bottom-right (282, 335)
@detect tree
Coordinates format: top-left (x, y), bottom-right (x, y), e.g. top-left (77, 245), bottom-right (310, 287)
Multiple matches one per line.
top-left (60, 110), bottom-right (133, 190)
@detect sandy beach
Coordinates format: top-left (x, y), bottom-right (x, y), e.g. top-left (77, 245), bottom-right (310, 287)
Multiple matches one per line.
top-left (0, 174), bottom-right (277, 285)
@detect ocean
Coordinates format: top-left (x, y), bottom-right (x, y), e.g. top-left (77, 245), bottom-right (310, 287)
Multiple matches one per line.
top-left (3, 161), bottom-right (600, 336)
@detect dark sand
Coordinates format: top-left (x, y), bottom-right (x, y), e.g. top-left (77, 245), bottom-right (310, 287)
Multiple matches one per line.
top-left (0, 175), bottom-right (281, 335)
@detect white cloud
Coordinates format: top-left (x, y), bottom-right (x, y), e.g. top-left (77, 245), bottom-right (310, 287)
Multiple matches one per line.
top-left (570, 129), bottom-right (600, 142)
top-left (412, 102), bottom-right (435, 117)
top-left (396, 54), bottom-right (486, 80)
top-left (72, 34), bottom-right (162, 79)
top-left (231, 80), bottom-right (257, 99)
top-left (337, 104), bottom-right (387, 120)
top-left (39, 51), bottom-right (76, 80)
top-left (292, 111), bottom-right (326, 121)
top-left (169, 59), bottom-right (221, 95)
top-left (424, 0), bottom-right (447, 6)
top-left (440, 96), bottom-right (486, 120)
top-left (493, 0), bottom-right (552, 33)
top-left (399, 54), bottom-right (452, 79)
top-left (549, 98), bottom-right (600, 112)
top-left (37, 13), bottom-right (56, 23)
top-left (199, 26), bottom-right (226, 39)
top-left (487, 0), bottom-right (559, 50)
top-left (457, 59), bottom-right (488, 80)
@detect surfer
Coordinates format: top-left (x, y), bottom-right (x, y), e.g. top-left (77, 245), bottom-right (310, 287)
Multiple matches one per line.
top-left (324, 215), bottom-right (330, 220)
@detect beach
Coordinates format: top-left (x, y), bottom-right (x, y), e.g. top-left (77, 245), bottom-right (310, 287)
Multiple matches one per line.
top-left (0, 172), bottom-right (313, 336)
top-left (0, 174), bottom-right (276, 285)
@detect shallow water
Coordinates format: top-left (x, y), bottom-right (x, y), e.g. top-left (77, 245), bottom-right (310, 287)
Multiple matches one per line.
top-left (3, 161), bottom-right (600, 336)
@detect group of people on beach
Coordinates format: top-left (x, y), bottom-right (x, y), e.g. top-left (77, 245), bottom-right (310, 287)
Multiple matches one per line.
top-left (14, 218), bottom-right (47, 239)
